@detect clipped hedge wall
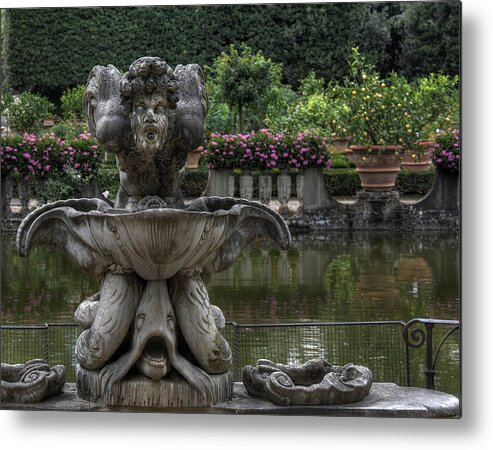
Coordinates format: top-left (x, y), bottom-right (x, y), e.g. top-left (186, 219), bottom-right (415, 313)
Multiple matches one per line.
top-left (4, 5), bottom-right (365, 97)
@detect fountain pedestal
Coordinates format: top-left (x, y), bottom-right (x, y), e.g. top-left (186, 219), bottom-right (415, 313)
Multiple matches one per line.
top-left (76, 366), bottom-right (233, 407)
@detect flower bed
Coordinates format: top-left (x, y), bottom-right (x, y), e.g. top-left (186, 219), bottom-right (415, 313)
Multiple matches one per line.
top-left (432, 128), bottom-right (460, 172)
top-left (202, 129), bottom-right (331, 171)
top-left (1, 132), bottom-right (101, 181)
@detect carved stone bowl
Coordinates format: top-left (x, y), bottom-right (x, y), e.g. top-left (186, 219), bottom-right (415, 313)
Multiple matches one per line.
top-left (17, 196), bottom-right (291, 280)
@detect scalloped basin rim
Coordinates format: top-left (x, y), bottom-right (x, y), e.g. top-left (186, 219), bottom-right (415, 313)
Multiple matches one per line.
top-left (17, 199), bottom-right (291, 280)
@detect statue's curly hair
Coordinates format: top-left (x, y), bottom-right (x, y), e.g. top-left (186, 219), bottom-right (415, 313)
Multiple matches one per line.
top-left (120, 57), bottom-right (179, 114)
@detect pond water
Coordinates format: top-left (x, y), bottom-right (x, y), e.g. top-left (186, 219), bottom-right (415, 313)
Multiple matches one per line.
top-left (1, 231), bottom-right (460, 396)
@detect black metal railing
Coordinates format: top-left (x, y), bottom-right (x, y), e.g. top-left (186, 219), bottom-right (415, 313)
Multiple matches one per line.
top-left (1, 318), bottom-right (459, 392)
top-left (402, 318), bottom-right (460, 390)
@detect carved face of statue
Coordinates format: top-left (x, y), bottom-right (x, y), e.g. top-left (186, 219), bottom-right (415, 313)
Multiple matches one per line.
top-left (130, 92), bottom-right (169, 153)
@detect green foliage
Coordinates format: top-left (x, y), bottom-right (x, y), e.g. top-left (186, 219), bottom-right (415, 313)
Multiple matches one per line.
top-left (61, 85), bottom-right (85, 122)
top-left (395, 169), bottom-right (435, 195)
top-left (49, 120), bottom-right (89, 139)
top-left (3, 4), bottom-right (459, 99)
top-left (97, 160), bottom-right (120, 200)
top-left (356, 4), bottom-right (392, 71)
top-left (330, 151), bottom-right (355, 169)
top-left (267, 73), bottom-right (351, 140)
top-left (4, 92), bottom-right (55, 133)
top-left (3, 4), bottom-right (367, 96)
top-left (208, 44), bottom-right (283, 133)
top-left (181, 169), bottom-right (209, 197)
top-left (342, 48), bottom-right (409, 146)
top-left (33, 175), bottom-right (86, 204)
top-left (398, 2), bottom-right (460, 79)
top-left (1, 90), bottom-right (13, 112)
top-left (324, 168), bottom-right (434, 196)
top-left (324, 169), bottom-right (361, 196)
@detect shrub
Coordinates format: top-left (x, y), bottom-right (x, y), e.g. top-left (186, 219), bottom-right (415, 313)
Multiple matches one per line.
top-left (395, 169), bottom-right (435, 195)
top-left (181, 169), bottom-right (209, 197)
top-left (61, 85), bottom-right (85, 122)
top-left (0, 133), bottom-right (59, 180)
top-left (4, 92), bottom-right (55, 133)
top-left (50, 120), bottom-right (89, 139)
top-left (208, 43), bottom-right (284, 133)
top-left (324, 169), bottom-right (361, 196)
top-left (203, 130), bottom-right (330, 171)
top-left (432, 128), bottom-right (460, 172)
top-left (97, 160), bottom-right (120, 200)
top-left (0, 132), bottom-right (101, 181)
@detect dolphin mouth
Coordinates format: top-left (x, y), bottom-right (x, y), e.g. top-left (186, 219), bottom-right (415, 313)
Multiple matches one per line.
top-left (142, 336), bottom-right (167, 367)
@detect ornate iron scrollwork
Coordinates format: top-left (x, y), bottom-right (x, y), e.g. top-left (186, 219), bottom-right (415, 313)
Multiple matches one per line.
top-left (402, 318), bottom-right (459, 390)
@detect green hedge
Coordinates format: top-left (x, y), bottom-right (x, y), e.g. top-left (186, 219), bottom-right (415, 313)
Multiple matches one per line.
top-left (3, 3), bottom-right (459, 98)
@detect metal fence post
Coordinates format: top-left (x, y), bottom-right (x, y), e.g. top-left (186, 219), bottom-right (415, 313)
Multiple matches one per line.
top-left (43, 323), bottom-right (49, 363)
top-left (424, 321), bottom-right (436, 389)
top-left (231, 321), bottom-right (241, 381)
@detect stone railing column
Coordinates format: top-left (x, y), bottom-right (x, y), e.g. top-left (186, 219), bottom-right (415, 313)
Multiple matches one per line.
top-left (302, 167), bottom-right (341, 211)
top-left (277, 170), bottom-right (291, 216)
top-left (18, 179), bottom-right (31, 216)
top-left (239, 171), bottom-right (254, 200)
top-left (258, 173), bottom-right (272, 205)
top-left (204, 169), bottom-right (235, 197)
top-left (1, 176), bottom-right (13, 218)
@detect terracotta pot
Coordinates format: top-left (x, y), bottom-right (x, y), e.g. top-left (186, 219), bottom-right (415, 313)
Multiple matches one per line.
top-left (185, 146), bottom-right (203, 169)
top-left (401, 141), bottom-right (433, 172)
top-left (331, 136), bottom-right (352, 152)
top-left (346, 145), bottom-right (402, 192)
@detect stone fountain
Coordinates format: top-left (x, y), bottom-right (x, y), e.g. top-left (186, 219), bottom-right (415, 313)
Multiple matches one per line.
top-left (13, 57), bottom-right (459, 417)
top-left (16, 57), bottom-right (291, 407)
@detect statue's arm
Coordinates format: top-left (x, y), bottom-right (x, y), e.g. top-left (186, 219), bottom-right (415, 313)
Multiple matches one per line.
top-left (83, 64), bottom-right (134, 155)
top-left (170, 64), bottom-right (209, 154)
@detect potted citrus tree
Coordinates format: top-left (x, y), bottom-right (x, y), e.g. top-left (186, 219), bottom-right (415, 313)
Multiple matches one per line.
top-left (400, 74), bottom-right (459, 172)
top-left (342, 49), bottom-right (407, 192)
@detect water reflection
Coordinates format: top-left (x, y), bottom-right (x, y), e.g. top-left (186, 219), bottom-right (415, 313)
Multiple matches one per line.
top-left (209, 232), bottom-right (460, 324)
top-left (1, 231), bottom-right (460, 395)
top-left (1, 232), bottom-right (459, 324)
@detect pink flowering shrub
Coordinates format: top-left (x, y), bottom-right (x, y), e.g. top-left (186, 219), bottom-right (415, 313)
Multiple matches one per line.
top-left (0, 133), bottom-right (59, 180)
top-left (0, 133), bottom-right (101, 180)
top-left (203, 129), bottom-right (331, 171)
top-left (59, 134), bottom-right (100, 179)
top-left (432, 129), bottom-right (460, 172)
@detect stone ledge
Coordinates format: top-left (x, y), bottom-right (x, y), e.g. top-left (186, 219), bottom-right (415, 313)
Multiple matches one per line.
top-left (1, 382), bottom-right (460, 418)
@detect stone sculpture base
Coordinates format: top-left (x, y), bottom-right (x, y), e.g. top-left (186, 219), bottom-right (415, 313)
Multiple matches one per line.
top-left (76, 365), bottom-right (233, 408)
top-left (2, 382), bottom-right (460, 418)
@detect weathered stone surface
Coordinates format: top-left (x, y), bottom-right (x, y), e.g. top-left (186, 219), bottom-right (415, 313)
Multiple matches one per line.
top-left (16, 55), bottom-right (292, 408)
top-left (258, 173), bottom-right (272, 205)
top-left (217, 382), bottom-right (460, 418)
top-left (1, 176), bottom-right (13, 219)
top-left (203, 170), bottom-right (236, 197)
top-left (289, 167), bottom-right (459, 231)
top-left (413, 167), bottom-right (459, 211)
top-left (243, 358), bottom-right (372, 406)
top-left (1, 359), bottom-right (66, 403)
top-left (16, 195), bottom-right (290, 405)
top-left (84, 57), bottom-right (207, 210)
top-left (301, 168), bottom-right (342, 211)
top-left (1, 382), bottom-right (460, 418)
top-left (277, 172), bottom-right (292, 216)
top-left (239, 173), bottom-right (254, 200)
top-left (76, 366), bottom-right (233, 407)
